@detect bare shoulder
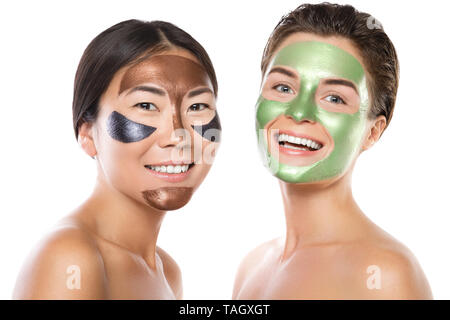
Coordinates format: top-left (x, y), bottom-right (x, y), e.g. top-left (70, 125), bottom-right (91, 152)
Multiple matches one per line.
top-left (238, 238), bottom-right (280, 268)
top-left (232, 238), bottom-right (280, 298)
top-left (13, 222), bottom-right (108, 299)
top-left (339, 235), bottom-right (433, 299)
top-left (156, 246), bottom-right (182, 299)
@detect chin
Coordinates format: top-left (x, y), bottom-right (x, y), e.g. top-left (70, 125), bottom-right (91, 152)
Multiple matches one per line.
top-left (141, 187), bottom-right (194, 211)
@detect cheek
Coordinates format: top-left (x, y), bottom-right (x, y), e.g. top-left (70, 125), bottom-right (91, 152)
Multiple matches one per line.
top-left (189, 112), bottom-right (221, 143)
top-left (192, 154), bottom-right (213, 188)
top-left (256, 98), bottom-right (287, 129)
top-left (320, 112), bottom-right (367, 154)
top-left (200, 139), bottom-right (219, 165)
top-left (97, 128), bottom-right (154, 180)
top-left (189, 126), bottom-right (218, 163)
top-left (97, 111), bottom-right (159, 160)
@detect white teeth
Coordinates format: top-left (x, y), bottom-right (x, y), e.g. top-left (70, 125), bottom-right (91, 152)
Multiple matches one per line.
top-left (287, 135), bottom-right (295, 143)
top-left (277, 133), bottom-right (322, 150)
top-left (148, 164), bottom-right (190, 173)
top-left (283, 144), bottom-right (309, 151)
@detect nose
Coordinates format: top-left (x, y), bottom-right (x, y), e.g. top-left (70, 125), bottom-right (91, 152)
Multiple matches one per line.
top-left (284, 83), bottom-right (318, 123)
top-left (158, 107), bottom-right (185, 148)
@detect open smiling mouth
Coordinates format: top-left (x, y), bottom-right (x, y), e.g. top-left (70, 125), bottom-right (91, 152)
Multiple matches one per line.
top-left (144, 163), bottom-right (195, 174)
top-left (277, 133), bottom-right (323, 152)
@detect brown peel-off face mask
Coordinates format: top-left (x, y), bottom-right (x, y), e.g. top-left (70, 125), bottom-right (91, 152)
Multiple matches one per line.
top-left (142, 187), bottom-right (194, 211)
top-left (114, 54), bottom-right (219, 211)
top-left (118, 54), bottom-right (222, 141)
top-left (119, 54), bottom-right (216, 131)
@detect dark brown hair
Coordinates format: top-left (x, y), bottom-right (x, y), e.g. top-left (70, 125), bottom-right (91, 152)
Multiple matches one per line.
top-left (261, 2), bottom-right (399, 132)
top-left (72, 19), bottom-right (218, 138)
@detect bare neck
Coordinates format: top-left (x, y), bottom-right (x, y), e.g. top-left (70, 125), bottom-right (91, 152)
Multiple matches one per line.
top-left (70, 173), bottom-right (166, 269)
top-left (279, 170), bottom-right (369, 260)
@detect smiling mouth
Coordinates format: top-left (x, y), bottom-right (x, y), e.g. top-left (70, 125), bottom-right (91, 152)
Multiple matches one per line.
top-left (144, 163), bottom-right (195, 174)
top-left (277, 133), bottom-right (323, 152)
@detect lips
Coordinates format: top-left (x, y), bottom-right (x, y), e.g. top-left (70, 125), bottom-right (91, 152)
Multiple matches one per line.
top-left (274, 130), bottom-right (324, 156)
top-left (144, 162), bottom-right (195, 182)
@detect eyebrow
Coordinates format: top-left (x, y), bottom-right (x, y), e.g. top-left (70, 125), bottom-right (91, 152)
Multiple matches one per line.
top-left (123, 85), bottom-right (166, 96)
top-left (268, 67), bottom-right (299, 80)
top-left (323, 79), bottom-right (358, 93)
top-left (187, 87), bottom-right (214, 98)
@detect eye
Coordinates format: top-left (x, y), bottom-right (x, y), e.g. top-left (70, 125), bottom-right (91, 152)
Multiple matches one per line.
top-left (324, 95), bottom-right (346, 104)
top-left (134, 102), bottom-right (158, 111)
top-left (273, 84), bottom-right (294, 94)
top-left (188, 103), bottom-right (209, 112)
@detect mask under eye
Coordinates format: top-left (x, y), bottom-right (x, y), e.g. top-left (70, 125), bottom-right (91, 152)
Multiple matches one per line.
top-left (106, 111), bottom-right (156, 143)
top-left (191, 112), bottom-right (221, 142)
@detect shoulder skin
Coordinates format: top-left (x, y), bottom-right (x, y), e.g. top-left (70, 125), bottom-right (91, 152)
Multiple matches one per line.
top-left (156, 246), bottom-right (183, 299)
top-left (232, 238), bottom-right (278, 299)
top-left (343, 243), bottom-right (433, 299)
top-left (12, 224), bottom-right (108, 299)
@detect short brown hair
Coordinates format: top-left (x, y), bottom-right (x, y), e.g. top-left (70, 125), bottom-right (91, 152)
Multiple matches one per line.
top-left (261, 2), bottom-right (399, 133)
top-left (72, 19), bottom-right (218, 138)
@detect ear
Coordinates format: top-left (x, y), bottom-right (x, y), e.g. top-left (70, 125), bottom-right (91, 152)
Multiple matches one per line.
top-left (77, 121), bottom-right (97, 158)
top-left (361, 115), bottom-right (387, 151)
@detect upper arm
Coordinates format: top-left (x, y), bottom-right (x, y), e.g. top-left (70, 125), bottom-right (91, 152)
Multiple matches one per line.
top-left (13, 225), bottom-right (108, 299)
top-left (157, 247), bottom-right (182, 299)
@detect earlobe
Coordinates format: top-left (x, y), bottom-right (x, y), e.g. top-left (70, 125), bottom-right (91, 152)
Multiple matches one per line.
top-left (77, 122), bottom-right (97, 158)
top-left (362, 115), bottom-right (387, 151)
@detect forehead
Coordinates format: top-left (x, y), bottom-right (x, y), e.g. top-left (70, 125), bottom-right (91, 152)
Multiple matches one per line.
top-left (269, 41), bottom-right (366, 86)
top-left (119, 54), bottom-right (212, 95)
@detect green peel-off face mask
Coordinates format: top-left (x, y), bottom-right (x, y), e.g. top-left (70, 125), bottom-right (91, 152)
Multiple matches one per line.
top-left (256, 41), bottom-right (370, 183)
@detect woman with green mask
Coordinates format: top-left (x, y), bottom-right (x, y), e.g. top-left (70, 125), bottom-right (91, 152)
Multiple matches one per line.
top-left (232, 3), bottom-right (432, 299)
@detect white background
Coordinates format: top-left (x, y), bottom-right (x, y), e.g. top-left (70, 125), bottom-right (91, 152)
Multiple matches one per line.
top-left (1, 0), bottom-right (449, 299)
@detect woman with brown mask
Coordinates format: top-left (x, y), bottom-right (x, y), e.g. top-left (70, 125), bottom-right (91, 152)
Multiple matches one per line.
top-left (13, 19), bottom-right (221, 299)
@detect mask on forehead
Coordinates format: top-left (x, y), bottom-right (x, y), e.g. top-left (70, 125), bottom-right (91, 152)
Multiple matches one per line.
top-left (256, 41), bottom-right (370, 183)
